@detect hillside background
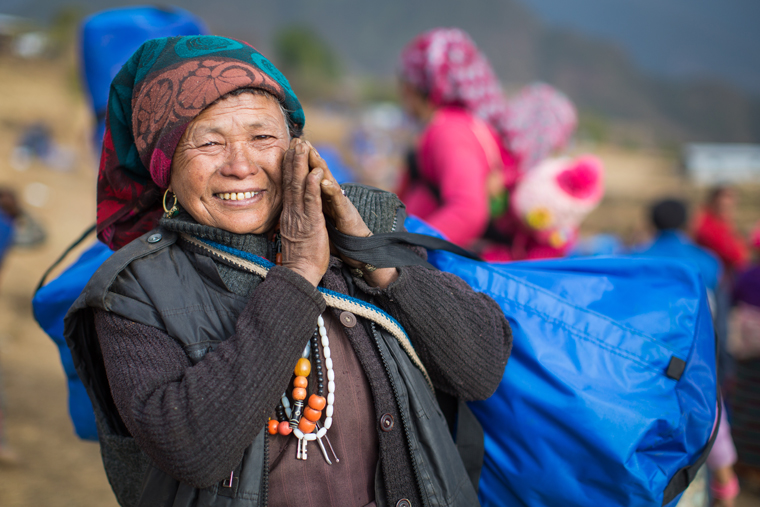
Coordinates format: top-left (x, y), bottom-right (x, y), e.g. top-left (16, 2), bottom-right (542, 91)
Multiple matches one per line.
top-left (3, 0), bottom-right (760, 146)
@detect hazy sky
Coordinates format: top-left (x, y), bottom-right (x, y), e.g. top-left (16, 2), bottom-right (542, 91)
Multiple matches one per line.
top-left (517, 0), bottom-right (760, 94)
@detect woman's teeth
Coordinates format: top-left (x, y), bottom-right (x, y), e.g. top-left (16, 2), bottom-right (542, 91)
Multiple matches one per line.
top-left (217, 192), bottom-right (258, 201)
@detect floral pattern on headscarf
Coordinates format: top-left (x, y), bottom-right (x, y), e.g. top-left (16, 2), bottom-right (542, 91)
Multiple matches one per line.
top-left (505, 82), bottom-right (577, 172)
top-left (399, 28), bottom-right (511, 144)
top-left (399, 28), bottom-right (577, 173)
top-left (97, 35), bottom-right (304, 250)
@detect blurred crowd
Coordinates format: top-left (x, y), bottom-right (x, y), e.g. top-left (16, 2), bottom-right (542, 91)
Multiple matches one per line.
top-left (0, 6), bottom-right (757, 507)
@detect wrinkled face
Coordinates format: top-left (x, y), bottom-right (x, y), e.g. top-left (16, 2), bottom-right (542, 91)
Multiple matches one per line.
top-left (169, 92), bottom-right (290, 235)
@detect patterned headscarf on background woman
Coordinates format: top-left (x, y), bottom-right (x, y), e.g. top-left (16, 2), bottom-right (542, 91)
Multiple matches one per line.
top-left (399, 28), bottom-right (512, 143)
top-left (505, 82), bottom-right (577, 173)
top-left (97, 35), bottom-right (304, 250)
top-left (399, 28), bottom-right (577, 172)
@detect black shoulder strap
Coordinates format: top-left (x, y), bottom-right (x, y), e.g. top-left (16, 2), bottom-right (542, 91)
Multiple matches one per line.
top-left (436, 390), bottom-right (484, 493)
top-left (326, 220), bottom-right (481, 269)
top-left (330, 222), bottom-right (485, 490)
top-left (406, 148), bottom-right (442, 205)
top-left (34, 223), bottom-right (97, 294)
top-left (661, 327), bottom-right (723, 505)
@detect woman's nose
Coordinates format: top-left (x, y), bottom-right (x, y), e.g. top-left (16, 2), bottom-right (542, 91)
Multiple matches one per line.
top-left (219, 143), bottom-right (258, 178)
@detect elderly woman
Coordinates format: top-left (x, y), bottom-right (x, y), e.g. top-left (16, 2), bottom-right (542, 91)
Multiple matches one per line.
top-left (64, 36), bottom-right (511, 507)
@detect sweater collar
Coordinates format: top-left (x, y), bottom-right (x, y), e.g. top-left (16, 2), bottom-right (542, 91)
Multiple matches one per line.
top-left (159, 211), bottom-right (272, 261)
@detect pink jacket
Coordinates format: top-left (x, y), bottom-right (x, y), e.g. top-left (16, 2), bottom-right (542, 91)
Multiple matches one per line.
top-left (399, 107), bottom-right (517, 248)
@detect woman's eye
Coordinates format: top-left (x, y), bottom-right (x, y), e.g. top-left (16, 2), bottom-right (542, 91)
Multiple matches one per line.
top-left (200, 141), bottom-right (219, 147)
top-left (254, 135), bottom-right (272, 141)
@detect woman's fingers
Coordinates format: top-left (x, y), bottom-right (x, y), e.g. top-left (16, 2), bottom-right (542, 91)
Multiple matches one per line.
top-left (306, 143), bottom-right (338, 186)
top-left (281, 138), bottom-right (298, 206)
top-left (304, 144), bottom-right (350, 212)
top-left (279, 138), bottom-right (330, 286)
top-left (305, 144), bottom-right (371, 238)
top-left (287, 139), bottom-right (311, 213)
top-left (304, 166), bottom-right (324, 217)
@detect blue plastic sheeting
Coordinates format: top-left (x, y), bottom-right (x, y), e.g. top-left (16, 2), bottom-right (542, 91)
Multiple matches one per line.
top-left (0, 211), bottom-right (13, 259)
top-left (406, 215), bottom-right (717, 506)
top-left (32, 241), bottom-right (113, 440)
top-left (315, 144), bottom-right (355, 184)
top-left (568, 232), bottom-right (626, 257)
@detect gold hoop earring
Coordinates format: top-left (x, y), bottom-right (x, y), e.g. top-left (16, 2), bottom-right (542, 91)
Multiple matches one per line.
top-left (163, 188), bottom-right (179, 218)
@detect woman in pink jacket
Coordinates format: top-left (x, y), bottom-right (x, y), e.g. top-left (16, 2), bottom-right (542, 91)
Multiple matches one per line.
top-left (397, 28), bottom-right (579, 253)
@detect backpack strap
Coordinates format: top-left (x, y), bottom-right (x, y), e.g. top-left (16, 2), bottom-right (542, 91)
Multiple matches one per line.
top-left (325, 219), bottom-right (481, 269)
top-left (328, 221), bottom-right (486, 492)
top-left (35, 223), bottom-right (97, 294)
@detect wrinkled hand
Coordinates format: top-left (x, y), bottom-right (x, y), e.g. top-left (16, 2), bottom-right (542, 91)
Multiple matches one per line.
top-left (279, 139), bottom-right (330, 287)
top-left (306, 142), bottom-right (399, 288)
top-left (304, 143), bottom-right (371, 239)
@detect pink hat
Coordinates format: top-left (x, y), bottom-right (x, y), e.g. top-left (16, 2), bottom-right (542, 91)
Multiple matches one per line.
top-left (511, 155), bottom-right (604, 248)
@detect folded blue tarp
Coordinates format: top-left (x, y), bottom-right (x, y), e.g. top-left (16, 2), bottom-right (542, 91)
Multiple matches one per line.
top-left (407, 216), bottom-right (716, 507)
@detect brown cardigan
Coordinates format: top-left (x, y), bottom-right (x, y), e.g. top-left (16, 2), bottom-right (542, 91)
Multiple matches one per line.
top-left (94, 251), bottom-right (511, 506)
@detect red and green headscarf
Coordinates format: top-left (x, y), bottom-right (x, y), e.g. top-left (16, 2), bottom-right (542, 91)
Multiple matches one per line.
top-left (97, 35), bottom-right (304, 250)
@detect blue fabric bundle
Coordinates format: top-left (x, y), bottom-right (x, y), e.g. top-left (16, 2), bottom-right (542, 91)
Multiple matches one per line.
top-left (32, 241), bottom-right (113, 440)
top-left (406, 216), bottom-right (717, 506)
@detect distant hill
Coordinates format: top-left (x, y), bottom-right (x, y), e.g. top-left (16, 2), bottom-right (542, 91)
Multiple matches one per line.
top-left (518, 0), bottom-right (760, 97)
top-left (6, 0), bottom-right (760, 144)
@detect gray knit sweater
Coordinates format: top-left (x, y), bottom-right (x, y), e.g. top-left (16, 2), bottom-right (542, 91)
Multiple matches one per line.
top-left (93, 216), bottom-right (512, 505)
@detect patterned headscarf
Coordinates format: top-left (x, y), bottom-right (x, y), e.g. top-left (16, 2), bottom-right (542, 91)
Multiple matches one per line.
top-left (505, 82), bottom-right (577, 172)
top-left (97, 35), bottom-right (304, 250)
top-left (399, 28), bottom-right (577, 172)
top-left (399, 28), bottom-right (512, 145)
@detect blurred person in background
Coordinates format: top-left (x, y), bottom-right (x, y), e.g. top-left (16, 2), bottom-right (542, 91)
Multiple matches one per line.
top-left (64, 35), bottom-right (510, 507)
top-left (633, 198), bottom-right (740, 507)
top-left (396, 28), bottom-right (599, 260)
top-left (491, 154), bottom-right (603, 261)
top-left (397, 27), bottom-right (519, 249)
top-left (694, 186), bottom-right (749, 277)
top-left (694, 186), bottom-right (748, 390)
top-left (637, 199), bottom-right (722, 301)
top-left (730, 223), bottom-right (760, 493)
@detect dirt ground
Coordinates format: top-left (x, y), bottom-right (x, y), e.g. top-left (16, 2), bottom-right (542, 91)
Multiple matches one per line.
top-left (0, 56), bottom-right (759, 507)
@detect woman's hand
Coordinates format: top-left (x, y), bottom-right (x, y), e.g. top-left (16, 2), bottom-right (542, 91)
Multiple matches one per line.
top-left (306, 143), bottom-right (399, 289)
top-left (279, 139), bottom-right (330, 287)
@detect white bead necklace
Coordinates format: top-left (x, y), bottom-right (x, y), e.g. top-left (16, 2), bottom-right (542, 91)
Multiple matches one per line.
top-left (278, 314), bottom-right (338, 463)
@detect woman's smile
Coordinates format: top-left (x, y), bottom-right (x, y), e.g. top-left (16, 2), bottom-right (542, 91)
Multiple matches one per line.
top-left (214, 190), bottom-right (262, 201)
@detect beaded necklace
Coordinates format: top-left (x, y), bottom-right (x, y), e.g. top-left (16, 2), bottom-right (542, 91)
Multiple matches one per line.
top-left (269, 315), bottom-right (339, 464)
top-left (264, 233), bottom-right (339, 464)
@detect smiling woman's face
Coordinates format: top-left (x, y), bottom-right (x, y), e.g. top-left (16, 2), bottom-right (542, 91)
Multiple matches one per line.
top-left (169, 92), bottom-right (290, 235)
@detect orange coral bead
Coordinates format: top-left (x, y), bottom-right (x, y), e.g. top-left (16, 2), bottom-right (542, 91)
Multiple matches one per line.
top-left (292, 387), bottom-right (307, 400)
top-left (278, 420), bottom-right (292, 436)
top-left (267, 419), bottom-right (279, 435)
top-left (294, 358), bottom-right (311, 377)
top-left (308, 394), bottom-right (326, 411)
top-left (298, 418), bottom-right (316, 433)
top-left (275, 252), bottom-right (282, 266)
top-left (293, 376), bottom-right (308, 388)
top-left (303, 406), bottom-right (322, 422)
